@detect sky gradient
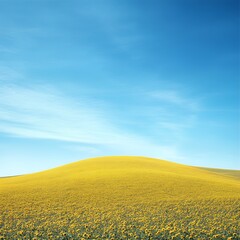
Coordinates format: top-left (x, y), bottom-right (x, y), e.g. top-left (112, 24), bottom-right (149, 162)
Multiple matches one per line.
top-left (0, 0), bottom-right (239, 176)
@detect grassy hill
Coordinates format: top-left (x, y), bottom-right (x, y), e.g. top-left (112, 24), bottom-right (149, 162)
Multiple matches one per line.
top-left (0, 156), bottom-right (239, 239)
top-left (199, 167), bottom-right (240, 180)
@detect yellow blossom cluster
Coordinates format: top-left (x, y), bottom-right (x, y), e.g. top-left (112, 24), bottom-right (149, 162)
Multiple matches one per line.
top-left (0, 156), bottom-right (239, 239)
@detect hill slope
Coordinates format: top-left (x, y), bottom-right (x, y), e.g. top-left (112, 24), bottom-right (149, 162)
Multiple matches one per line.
top-left (0, 156), bottom-right (239, 239)
top-left (199, 166), bottom-right (240, 180)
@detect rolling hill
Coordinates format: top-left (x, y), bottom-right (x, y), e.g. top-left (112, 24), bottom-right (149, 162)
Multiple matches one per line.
top-left (0, 156), bottom-right (239, 239)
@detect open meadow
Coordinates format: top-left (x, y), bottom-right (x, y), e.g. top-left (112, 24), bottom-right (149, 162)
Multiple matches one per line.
top-left (0, 156), bottom-right (239, 239)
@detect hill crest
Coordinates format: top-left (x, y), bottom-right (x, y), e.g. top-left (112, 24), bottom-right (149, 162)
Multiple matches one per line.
top-left (1, 156), bottom-right (239, 201)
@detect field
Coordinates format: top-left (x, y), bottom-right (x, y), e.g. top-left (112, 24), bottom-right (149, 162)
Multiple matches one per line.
top-left (0, 156), bottom-right (239, 239)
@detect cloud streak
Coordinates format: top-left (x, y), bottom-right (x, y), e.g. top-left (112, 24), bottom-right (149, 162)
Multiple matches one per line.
top-left (149, 90), bottom-right (201, 111)
top-left (0, 80), bottom-right (181, 160)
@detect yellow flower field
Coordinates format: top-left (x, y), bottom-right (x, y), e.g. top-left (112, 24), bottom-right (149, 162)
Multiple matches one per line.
top-left (0, 156), bottom-right (239, 239)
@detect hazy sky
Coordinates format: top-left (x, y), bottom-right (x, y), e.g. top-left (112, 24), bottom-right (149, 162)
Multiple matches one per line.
top-left (0, 0), bottom-right (239, 176)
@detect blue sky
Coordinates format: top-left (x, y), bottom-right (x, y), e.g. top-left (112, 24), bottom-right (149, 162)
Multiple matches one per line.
top-left (0, 0), bottom-right (239, 176)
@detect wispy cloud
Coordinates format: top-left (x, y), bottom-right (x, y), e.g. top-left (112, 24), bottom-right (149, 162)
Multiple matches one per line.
top-left (149, 90), bottom-right (201, 111)
top-left (0, 83), bottom-right (113, 144)
top-left (143, 89), bottom-right (201, 138)
top-left (76, 1), bottom-right (141, 54)
top-left (0, 67), bottom-right (24, 82)
top-left (0, 79), bottom-right (181, 160)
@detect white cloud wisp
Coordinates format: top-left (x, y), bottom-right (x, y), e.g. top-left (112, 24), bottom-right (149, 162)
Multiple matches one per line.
top-left (0, 81), bottom-right (181, 160)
